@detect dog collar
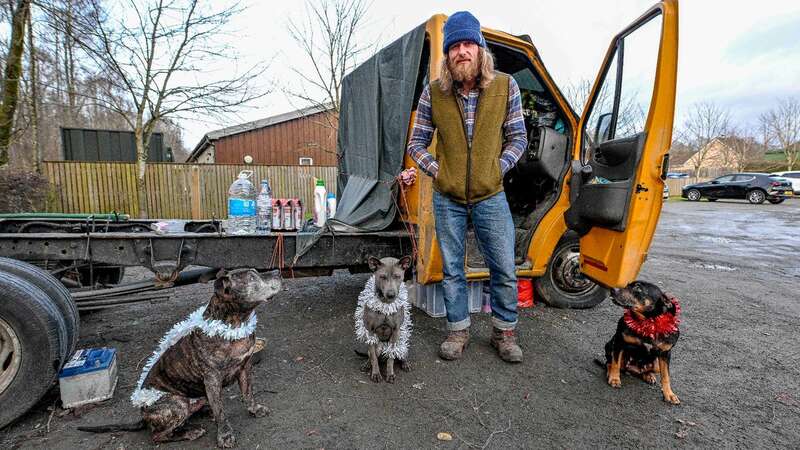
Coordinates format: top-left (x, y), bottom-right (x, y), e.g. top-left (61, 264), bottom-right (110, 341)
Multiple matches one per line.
top-left (623, 297), bottom-right (681, 339)
top-left (131, 305), bottom-right (257, 407)
top-left (354, 276), bottom-right (412, 360)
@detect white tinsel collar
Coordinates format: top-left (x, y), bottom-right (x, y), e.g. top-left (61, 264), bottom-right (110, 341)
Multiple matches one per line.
top-left (354, 276), bottom-right (412, 360)
top-left (130, 305), bottom-right (257, 407)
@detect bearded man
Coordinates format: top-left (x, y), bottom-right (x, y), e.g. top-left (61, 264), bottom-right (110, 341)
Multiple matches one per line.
top-left (404, 11), bottom-right (528, 363)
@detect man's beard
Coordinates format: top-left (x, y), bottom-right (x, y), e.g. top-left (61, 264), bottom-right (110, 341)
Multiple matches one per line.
top-left (448, 55), bottom-right (480, 83)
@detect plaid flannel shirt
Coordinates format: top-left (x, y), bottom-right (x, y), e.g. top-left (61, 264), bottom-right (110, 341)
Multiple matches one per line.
top-left (406, 76), bottom-right (528, 178)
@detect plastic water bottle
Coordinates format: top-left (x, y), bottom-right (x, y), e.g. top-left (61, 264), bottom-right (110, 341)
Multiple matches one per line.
top-left (227, 170), bottom-right (256, 234)
top-left (256, 179), bottom-right (272, 234)
top-left (313, 179), bottom-right (327, 227)
top-left (326, 192), bottom-right (337, 220)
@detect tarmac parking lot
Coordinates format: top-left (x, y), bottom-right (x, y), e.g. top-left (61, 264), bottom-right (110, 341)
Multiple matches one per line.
top-left (2, 199), bottom-right (799, 449)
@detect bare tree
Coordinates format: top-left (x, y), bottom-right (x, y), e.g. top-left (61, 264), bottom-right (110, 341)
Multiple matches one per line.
top-left (61, 0), bottom-right (268, 218)
top-left (286, 0), bottom-right (371, 137)
top-left (26, 9), bottom-right (40, 172)
top-left (721, 128), bottom-right (762, 172)
top-left (0, 0), bottom-right (31, 166)
top-left (681, 101), bottom-right (730, 179)
top-left (760, 97), bottom-right (800, 170)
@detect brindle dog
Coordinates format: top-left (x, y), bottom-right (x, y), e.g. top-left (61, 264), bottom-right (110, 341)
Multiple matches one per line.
top-left (603, 280), bottom-right (681, 404)
top-left (79, 268), bottom-right (282, 447)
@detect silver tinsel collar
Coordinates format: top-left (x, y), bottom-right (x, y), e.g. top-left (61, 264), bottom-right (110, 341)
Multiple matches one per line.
top-left (354, 276), bottom-right (412, 360)
top-left (130, 305), bottom-right (257, 407)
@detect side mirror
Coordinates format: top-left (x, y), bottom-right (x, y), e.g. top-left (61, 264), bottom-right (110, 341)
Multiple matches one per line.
top-left (594, 113), bottom-right (613, 145)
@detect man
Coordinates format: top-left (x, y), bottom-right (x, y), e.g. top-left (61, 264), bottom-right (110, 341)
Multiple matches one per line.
top-left (403, 11), bottom-right (527, 363)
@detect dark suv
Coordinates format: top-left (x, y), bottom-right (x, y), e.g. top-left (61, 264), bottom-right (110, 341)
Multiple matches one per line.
top-left (681, 173), bottom-right (793, 204)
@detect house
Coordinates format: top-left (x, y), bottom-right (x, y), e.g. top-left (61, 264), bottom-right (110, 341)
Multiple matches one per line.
top-left (187, 104), bottom-right (337, 166)
top-left (674, 137), bottom-right (745, 175)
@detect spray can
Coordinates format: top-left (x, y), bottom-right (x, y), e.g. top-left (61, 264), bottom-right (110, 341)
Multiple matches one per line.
top-left (282, 198), bottom-right (293, 230)
top-left (292, 198), bottom-right (303, 230)
top-left (271, 199), bottom-right (283, 231)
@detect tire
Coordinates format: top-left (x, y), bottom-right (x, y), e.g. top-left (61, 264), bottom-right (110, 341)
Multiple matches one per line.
top-left (0, 272), bottom-right (65, 429)
top-left (686, 189), bottom-right (701, 201)
top-left (0, 258), bottom-right (79, 360)
top-left (534, 231), bottom-right (608, 309)
top-left (747, 189), bottom-right (766, 204)
top-left (768, 198), bottom-right (785, 204)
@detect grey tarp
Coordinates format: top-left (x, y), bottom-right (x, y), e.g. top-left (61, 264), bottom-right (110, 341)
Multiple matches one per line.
top-left (332, 23), bottom-right (426, 231)
top-left (294, 24), bottom-right (426, 262)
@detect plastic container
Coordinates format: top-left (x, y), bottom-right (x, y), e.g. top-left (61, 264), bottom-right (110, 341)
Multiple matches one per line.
top-left (407, 280), bottom-right (484, 318)
top-left (326, 192), bottom-right (337, 220)
top-left (227, 170), bottom-right (256, 234)
top-left (292, 198), bottom-right (303, 231)
top-left (313, 179), bottom-right (327, 227)
top-left (256, 179), bottom-right (272, 234)
top-left (59, 347), bottom-right (118, 409)
top-left (517, 279), bottom-right (534, 308)
top-left (282, 198), bottom-right (293, 230)
top-left (271, 199), bottom-right (282, 231)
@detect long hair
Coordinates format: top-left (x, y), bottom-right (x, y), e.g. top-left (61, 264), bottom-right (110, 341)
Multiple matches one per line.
top-left (437, 46), bottom-right (496, 94)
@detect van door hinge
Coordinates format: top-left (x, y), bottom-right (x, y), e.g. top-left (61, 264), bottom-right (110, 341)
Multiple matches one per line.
top-left (635, 183), bottom-right (649, 194)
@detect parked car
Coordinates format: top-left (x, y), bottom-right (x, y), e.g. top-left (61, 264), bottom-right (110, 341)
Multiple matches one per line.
top-left (663, 184), bottom-right (670, 199)
top-left (666, 172), bottom-right (689, 179)
top-left (681, 173), bottom-right (793, 204)
top-left (770, 171), bottom-right (800, 194)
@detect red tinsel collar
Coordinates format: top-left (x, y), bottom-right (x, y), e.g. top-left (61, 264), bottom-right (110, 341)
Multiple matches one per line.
top-left (623, 297), bottom-right (680, 339)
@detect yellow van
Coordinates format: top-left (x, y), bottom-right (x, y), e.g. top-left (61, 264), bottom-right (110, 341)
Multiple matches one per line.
top-left (335, 1), bottom-right (678, 308)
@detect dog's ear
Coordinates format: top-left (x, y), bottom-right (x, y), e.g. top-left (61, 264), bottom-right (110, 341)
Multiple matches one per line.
top-left (367, 257), bottom-right (382, 272)
top-left (398, 255), bottom-right (412, 270)
top-left (214, 271), bottom-right (232, 297)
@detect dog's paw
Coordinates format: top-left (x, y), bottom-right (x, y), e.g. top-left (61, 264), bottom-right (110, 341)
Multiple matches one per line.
top-left (370, 371), bottom-right (382, 383)
top-left (642, 372), bottom-right (658, 385)
top-left (607, 375), bottom-right (622, 388)
top-left (248, 403), bottom-right (270, 418)
top-left (217, 429), bottom-right (236, 448)
top-left (663, 391), bottom-right (680, 405)
top-left (399, 360), bottom-right (412, 372)
top-left (385, 373), bottom-right (396, 384)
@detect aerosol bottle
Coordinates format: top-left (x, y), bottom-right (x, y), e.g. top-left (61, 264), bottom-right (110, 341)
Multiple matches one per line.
top-left (326, 192), bottom-right (337, 220)
top-left (271, 199), bottom-right (283, 231)
top-left (282, 198), bottom-right (293, 230)
top-left (292, 199), bottom-right (304, 230)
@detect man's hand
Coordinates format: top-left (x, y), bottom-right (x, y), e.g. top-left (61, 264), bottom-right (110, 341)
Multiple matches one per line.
top-left (399, 167), bottom-right (417, 186)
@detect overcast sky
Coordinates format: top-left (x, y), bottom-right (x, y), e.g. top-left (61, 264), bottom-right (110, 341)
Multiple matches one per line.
top-left (179, 0), bottom-right (800, 150)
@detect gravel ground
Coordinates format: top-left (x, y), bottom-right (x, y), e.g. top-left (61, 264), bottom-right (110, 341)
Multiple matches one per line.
top-left (2, 198), bottom-right (799, 449)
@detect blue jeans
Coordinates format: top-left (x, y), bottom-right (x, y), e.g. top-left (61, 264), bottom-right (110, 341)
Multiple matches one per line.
top-left (433, 191), bottom-right (517, 331)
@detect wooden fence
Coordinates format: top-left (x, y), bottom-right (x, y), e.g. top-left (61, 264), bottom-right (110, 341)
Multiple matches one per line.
top-left (43, 161), bottom-right (337, 219)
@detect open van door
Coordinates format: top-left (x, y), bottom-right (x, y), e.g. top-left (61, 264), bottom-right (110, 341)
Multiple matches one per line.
top-left (564, 0), bottom-right (678, 287)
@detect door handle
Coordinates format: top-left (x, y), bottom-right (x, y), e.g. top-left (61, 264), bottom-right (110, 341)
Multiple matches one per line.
top-left (635, 183), bottom-right (649, 193)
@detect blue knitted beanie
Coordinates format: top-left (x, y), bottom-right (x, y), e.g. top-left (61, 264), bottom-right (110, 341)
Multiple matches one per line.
top-left (443, 11), bottom-right (486, 54)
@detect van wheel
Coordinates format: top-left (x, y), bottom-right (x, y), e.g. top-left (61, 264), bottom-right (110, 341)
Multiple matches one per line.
top-left (0, 272), bottom-right (65, 429)
top-left (0, 258), bottom-right (79, 360)
top-left (534, 231), bottom-right (608, 309)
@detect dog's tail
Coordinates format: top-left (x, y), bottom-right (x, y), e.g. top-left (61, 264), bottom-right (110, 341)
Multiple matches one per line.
top-left (78, 419), bottom-right (145, 433)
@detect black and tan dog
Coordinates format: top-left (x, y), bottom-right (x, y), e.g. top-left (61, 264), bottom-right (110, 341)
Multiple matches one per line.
top-left (603, 280), bottom-right (681, 404)
top-left (79, 268), bottom-right (282, 447)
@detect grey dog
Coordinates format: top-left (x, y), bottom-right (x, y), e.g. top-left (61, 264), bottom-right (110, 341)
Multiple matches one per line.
top-left (357, 256), bottom-right (413, 383)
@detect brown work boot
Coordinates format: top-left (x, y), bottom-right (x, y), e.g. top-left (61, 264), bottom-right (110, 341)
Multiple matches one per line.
top-left (490, 328), bottom-right (523, 363)
top-left (438, 329), bottom-right (470, 360)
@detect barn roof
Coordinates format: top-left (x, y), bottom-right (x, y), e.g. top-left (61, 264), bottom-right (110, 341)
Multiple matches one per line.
top-left (187, 103), bottom-right (332, 162)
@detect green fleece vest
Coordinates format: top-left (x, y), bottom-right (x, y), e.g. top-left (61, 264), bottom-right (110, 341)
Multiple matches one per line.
top-left (430, 72), bottom-right (509, 204)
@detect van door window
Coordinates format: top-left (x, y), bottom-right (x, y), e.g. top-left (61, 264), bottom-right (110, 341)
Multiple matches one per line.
top-left (582, 13), bottom-right (663, 158)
